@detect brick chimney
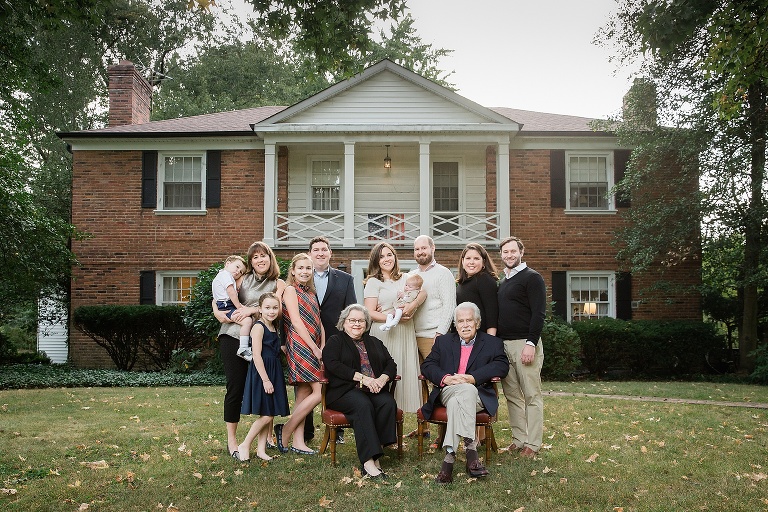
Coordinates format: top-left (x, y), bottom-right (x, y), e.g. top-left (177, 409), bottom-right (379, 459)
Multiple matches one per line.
top-left (622, 78), bottom-right (658, 130)
top-left (107, 60), bottom-right (152, 126)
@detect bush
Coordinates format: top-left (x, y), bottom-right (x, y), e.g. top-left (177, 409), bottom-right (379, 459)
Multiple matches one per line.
top-left (573, 318), bottom-right (726, 377)
top-left (750, 343), bottom-right (768, 385)
top-left (541, 315), bottom-right (582, 380)
top-left (73, 305), bottom-right (207, 371)
top-left (0, 330), bottom-right (18, 362)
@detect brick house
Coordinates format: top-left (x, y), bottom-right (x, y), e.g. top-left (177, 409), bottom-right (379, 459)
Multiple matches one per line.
top-left (59, 59), bottom-right (701, 368)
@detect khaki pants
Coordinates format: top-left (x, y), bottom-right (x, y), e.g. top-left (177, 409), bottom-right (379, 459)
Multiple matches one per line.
top-left (438, 383), bottom-right (484, 450)
top-left (417, 336), bottom-right (435, 365)
top-left (501, 338), bottom-right (544, 451)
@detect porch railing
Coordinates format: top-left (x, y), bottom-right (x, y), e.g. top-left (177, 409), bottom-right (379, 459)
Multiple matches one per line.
top-left (273, 211), bottom-right (500, 247)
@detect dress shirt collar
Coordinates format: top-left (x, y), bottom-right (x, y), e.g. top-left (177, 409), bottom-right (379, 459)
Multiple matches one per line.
top-left (503, 261), bottom-right (527, 279)
top-left (460, 335), bottom-right (477, 347)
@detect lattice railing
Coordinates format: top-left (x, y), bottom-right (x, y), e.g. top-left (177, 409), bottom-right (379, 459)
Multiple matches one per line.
top-left (273, 211), bottom-right (500, 246)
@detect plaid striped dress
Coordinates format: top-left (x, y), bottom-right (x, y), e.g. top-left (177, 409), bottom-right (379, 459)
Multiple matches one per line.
top-left (283, 283), bottom-right (323, 383)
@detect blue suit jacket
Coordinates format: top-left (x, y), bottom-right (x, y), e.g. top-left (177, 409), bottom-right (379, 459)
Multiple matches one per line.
top-left (318, 268), bottom-right (356, 338)
top-left (420, 331), bottom-right (509, 420)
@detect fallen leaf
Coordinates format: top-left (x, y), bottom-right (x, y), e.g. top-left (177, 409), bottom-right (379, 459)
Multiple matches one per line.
top-left (530, 469), bottom-right (538, 476)
top-left (614, 508), bottom-right (624, 512)
top-left (68, 480), bottom-right (82, 488)
top-left (178, 443), bottom-right (186, 452)
top-left (193, 472), bottom-right (203, 479)
top-left (167, 505), bottom-right (180, 512)
top-left (641, 446), bottom-right (648, 453)
top-left (1, 489), bottom-right (18, 495)
top-left (585, 453), bottom-right (599, 463)
top-left (394, 481), bottom-right (402, 488)
top-left (560, 478), bottom-right (568, 483)
top-left (140, 453), bottom-right (150, 462)
top-left (542, 466), bottom-right (554, 474)
top-left (162, 452), bottom-right (171, 461)
top-left (234, 469), bottom-right (243, 476)
top-left (466, 477), bottom-right (477, 483)
top-left (319, 496), bottom-right (333, 508)
top-left (78, 504), bottom-right (89, 511)
top-left (340, 476), bottom-right (354, 484)
top-left (514, 507), bottom-right (525, 512)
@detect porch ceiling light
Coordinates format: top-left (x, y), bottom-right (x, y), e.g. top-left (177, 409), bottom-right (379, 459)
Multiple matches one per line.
top-left (384, 144), bottom-right (391, 170)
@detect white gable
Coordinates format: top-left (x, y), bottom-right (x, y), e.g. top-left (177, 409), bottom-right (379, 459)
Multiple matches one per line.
top-left (287, 70), bottom-right (491, 124)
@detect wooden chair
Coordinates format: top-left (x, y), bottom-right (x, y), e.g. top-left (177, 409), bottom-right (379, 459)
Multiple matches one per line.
top-left (319, 373), bottom-right (404, 465)
top-left (415, 375), bottom-right (501, 462)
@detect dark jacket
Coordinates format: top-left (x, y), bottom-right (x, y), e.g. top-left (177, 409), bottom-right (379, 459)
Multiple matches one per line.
top-left (322, 331), bottom-right (397, 407)
top-left (420, 331), bottom-right (509, 420)
top-left (319, 268), bottom-right (357, 338)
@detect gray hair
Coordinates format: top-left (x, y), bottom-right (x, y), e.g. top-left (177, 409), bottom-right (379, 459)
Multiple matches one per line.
top-left (454, 301), bottom-right (482, 326)
top-left (336, 303), bottom-right (373, 332)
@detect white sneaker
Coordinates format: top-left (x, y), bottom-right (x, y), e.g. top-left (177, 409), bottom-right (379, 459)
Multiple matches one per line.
top-left (236, 347), bottom-right (253, 362)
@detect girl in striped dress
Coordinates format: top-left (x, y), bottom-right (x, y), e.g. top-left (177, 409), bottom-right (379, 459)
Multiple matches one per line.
top-left (274, 253), bottom-right (325, 455)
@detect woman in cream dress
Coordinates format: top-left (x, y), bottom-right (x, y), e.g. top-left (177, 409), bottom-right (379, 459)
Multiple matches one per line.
top-left (363, 242), bottom-right (422, 413)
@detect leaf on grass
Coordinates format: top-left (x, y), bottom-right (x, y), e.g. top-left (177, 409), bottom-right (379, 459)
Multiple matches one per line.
top-left (613, 508), bottom-right (624, 512)
top-left (611, 445), bottom-right (621, 450)
top-left (394, 481), bottom-right (402, 488)
top-left (514, 507), bottom-right (525, 512)
top-left (234, 469), bottom-right (243, 476)
top-left (178, 443), bottom-right (187, 452)
top-left (1, 489), bottom-right (18, 495)
top-left (560, 478), bottom-right (568, 483)
top-left (50, 469), bottom-right (60, 475)
top-left (585, 453), bottom-right (599, 463)
top-left (140, 453), bottom-right (151, 462)
top-left (641, 446), bottom-right (648, 453)
top-left (466, 477), bottom-right (477, 483)
top-left (530, 470), bottom-right (537, 476)
top-left (167, 505), bottom-right (180, 511)
top-left (162, 452), bottom-right (171, 461)
top-left (78, 504), bottom-right (89, 511)
top-left (541, 444), bottom-right (552, 450)
top-left (81, 460), bottom-right (109, 470)
top-left (213, 470), bottom-right (224, 477)
top-left (209, 456), bottom-right (218, 461)
top-left (18, 455), bottom-right (26, 461)
top-left (749, 473), bottom-right (767, 482)
top-left (319, 496), bottom-right (333, 508)
top-left (220, 478), bottom-right (227, 485)
top-left (542, 466), bottom-right (554, 474)
top-left (68, 480), bottom-right (81, 488)
top-left (340, 476), bottom-right (354, 484)
top-left (192, 472), bottom-right (203, 479)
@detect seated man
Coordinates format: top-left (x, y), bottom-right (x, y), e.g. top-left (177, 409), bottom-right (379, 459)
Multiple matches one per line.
top-left (420, 302), bottom-right (509, 484)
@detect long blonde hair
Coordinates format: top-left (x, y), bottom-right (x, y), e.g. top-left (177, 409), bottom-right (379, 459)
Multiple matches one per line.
top-left (286, 253), bottom-right (316, 292)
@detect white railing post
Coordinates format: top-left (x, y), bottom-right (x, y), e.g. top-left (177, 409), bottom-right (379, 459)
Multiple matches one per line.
top-left (344, 142), bottom-right (355, 248)
top-left (263, 142), bottom-right (276, 245)
top-left (419, 142), bottom-right (430, 236)
top-left (498, 141), bottom-right (510, 239)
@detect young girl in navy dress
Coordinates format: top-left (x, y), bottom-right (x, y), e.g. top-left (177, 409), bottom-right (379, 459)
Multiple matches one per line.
top-left (238, 293), bottom-right (289, 461)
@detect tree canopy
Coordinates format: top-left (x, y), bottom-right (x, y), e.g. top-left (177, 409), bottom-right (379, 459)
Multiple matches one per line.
top-left (601, 0), bottom-right (767, 371)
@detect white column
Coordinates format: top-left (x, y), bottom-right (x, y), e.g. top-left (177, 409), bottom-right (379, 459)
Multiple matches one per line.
top-left (497, 141), bottom-right (510, 239)
top-left (343, 142), bottom-right (355, 248)
top-left (419, 142), bottom-right (430, 236)
top-left (263, 142), bottom-right (276, 246)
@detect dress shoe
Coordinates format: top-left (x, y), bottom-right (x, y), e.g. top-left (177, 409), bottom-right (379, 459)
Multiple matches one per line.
top-left (506, 442), bottom-right (523, 452)
top-left (434, 460), bottom-right (453, 484)
top-left (520, 446), bottom-right (538, 458)
top-left (273, 424), bottom-right (289, 453)
top-left (290, 446), bottom-right (318, 455)
top-left (466, 459), bottom-right (489, 477)
top-left (361, 466), bottom-right (388, 479)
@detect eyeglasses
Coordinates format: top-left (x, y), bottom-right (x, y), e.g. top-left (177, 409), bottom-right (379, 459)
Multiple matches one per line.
top-left (346, 318), bottom-right (366, 325)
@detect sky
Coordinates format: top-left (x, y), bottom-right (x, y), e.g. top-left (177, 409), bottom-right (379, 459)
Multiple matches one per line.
top-left (403, 0), bottom-right (637, 119)
top-left (227, 0), bottom-right (638, 120)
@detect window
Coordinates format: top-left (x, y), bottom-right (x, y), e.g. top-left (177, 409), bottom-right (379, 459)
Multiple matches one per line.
top-left (567, 152), bottom-right (613, 210)
top-left (158, 153), bottom-right (206, 211)
top-left (311, 159), bottom-right (340, 211)
top-left (157, 272), bottom-right (199, 306)
top-left (568, 272), bottom-right (614, 321)
top-left (432, 161), bottom-right (460, 236)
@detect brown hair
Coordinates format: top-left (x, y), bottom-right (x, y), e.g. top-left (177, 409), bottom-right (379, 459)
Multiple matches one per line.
top-left (245, 241), bottom-right (280, 280)
top-left (286, 253), bottom-right (316, 292)
top-left (499, 236), bottom-right (524, 253)
top-left (308, 236), bottom-right (331, 252)
top-left (456, 243), bottom-right (498, 284)
top-left (258, 292), bottom-right (282, 320)
top-left (364, 242), bottom-right (402, 284)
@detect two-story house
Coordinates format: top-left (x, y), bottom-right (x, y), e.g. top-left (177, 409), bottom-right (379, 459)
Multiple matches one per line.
top-left (58, 59), bottom-right (701, 368)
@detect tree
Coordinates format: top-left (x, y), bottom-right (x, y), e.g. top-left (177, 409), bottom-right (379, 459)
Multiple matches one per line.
top-left (601, 1), bottom-right (767, 371)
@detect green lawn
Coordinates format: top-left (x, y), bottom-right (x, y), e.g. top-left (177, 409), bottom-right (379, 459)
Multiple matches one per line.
top-left (1, 382), bottom-right (766, 511)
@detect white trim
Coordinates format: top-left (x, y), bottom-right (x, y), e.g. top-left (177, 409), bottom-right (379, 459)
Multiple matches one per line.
top-left (306, 155), bottom-right (343, 212)
top-left (156, 270), bottom-right (200, 306)
top-left (565, 150), bottom-right (615, 212)
top-left (567, 271), bottom-right (616, 322)
top-left (156, 151), bottom-right (207, 213)
top-left (66, 137), bottom-right (262, 152)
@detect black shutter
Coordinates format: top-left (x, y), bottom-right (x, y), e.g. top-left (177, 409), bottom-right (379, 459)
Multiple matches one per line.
top-left (142, 151), bottom-right (157, 208)
top-left (616, 272), bottom-right (632, 320)
top-left (139, 271), bottom-right (155, 305)
top-left (551, 271), bottom-right (567, 321)
top-left (550, 150), bottom-right (566, 208)
top-left (206, 150), bottom-right (221, 208)
top-left (614, 149), bottom-right (632, 208)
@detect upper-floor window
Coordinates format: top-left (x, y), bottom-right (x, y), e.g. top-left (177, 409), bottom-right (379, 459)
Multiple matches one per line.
top-left (567, 152), bottom-right (613, 211)
top-left (311, 159), bottom-right (340, 211)
top-left (158, 153), bottom-right (206, 211)
top-left (569, 271), bottom-right (614, 321)
top-left (157, 271), bottom-right (199, 306)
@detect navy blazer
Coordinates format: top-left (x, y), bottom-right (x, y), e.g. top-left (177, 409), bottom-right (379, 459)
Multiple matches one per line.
top-left (318, 268), bottom-right (357, 338)
top-left (420, 331), bottom-right (509, 420)
top-left (322, 331), bottom-right (397, 407)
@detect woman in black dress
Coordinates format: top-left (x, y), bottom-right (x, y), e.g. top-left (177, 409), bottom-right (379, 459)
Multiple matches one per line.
top-left (455, 243), bottom-right (499, 335)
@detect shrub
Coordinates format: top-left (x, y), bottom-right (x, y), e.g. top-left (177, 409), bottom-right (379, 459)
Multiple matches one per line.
top-left (183, 263), bottom-right (224, 342)
top-left (749, 343), bottom-right (768, 385)
top-left (0, 330), bottom-right (18, 363)
top-left (572, 317), bottom-right (633, 376)
top-left (73, 305), bottom-right (207, 371)
top-left (541, 315), bottom-right (582, 380)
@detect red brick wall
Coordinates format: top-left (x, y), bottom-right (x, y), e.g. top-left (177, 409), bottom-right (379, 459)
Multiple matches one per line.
top-left (70, 149), bottom-right (266, 367)
top-left (107, 61), bottom-right (152, 127)
top-left (69, 145), bottom-right (701, 367)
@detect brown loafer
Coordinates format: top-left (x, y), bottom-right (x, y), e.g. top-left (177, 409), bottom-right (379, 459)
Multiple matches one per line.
top-left (506, 443), bottom-right (523, 452)
top-left (520, 446), bottom-right (538, 458)
top-left (466, 459), bottom-right (489, 478)
top-left (435, 460), bottom-right (454, 484)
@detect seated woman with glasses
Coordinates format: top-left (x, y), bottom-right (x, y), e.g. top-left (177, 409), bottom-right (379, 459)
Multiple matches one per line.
top-left (322, 304), bottom-right (398, 479)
